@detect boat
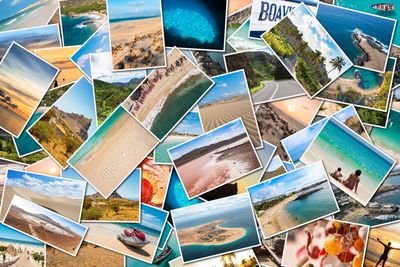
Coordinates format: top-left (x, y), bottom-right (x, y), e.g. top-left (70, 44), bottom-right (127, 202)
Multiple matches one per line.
top-left (117, 233), bottom-right (150, 248)
top-left (371, 3), bottom-right (395, 11)
top-left (153, 245), bottom-right (172, 264)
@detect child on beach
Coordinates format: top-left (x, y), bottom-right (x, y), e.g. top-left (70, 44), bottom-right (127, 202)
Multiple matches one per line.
top-left (330, 167), bottom-right (343, 181)
top-left (343, 170), bottom-right (361, 194)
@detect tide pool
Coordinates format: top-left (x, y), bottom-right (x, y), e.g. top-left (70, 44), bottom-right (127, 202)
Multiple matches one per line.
top-left (61, 15), bottom-right (96, 46)
top-left (340, 67), bottom-right (381, 89)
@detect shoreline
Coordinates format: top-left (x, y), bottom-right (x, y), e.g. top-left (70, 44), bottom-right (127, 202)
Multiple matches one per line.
top-left (353, 30), bottom-right (387, 71)
top-left (63, 11), bottom-right (107, 30)
top-left (329, 77), bottom-right (382, 96)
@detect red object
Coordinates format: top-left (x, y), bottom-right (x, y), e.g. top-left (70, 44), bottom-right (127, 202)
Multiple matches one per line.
top-left (310, 246), bottom-right (320, 259)
top-left (124, 229), bottom-right (132, 237)
top-left (141, 178), bottom-right (153, 203)
top-left (134, 229), bottom-right (146, 241)
top-left (338, 251), bottom-right (355, 262)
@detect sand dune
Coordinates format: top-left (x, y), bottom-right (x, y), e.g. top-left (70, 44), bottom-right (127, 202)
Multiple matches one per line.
top-left (0, 187), bottom-right (82, 221)
top-left (199, 99), bottom-right (262, 148)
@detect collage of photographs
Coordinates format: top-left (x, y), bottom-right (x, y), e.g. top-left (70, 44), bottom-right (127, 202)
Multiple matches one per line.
top-left (1, 0), bottom-right (400, 267)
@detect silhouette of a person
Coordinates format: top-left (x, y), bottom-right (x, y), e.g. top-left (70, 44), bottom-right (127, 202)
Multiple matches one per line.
top-left (375, 238), bottom-right (400, 267)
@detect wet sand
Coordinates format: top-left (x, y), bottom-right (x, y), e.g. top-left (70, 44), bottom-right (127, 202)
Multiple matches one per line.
top-left (176, 139), bottom-right (261, 198)
top-left (110, 17), bottom-right (165, 69)
top-left (257, 194), bottom-right (299, 237)
top-left (199, 98), bottom-right (262, 148)
top-left (72, 111), bottom-right (158, 198)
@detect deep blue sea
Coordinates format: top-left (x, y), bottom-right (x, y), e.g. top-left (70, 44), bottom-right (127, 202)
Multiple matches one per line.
top-left (61, 15), bottom-right (96, 46)
top-left (317, 3), bottom-right (394, 61)
top-left (13, 112), bottom-right (43, 156)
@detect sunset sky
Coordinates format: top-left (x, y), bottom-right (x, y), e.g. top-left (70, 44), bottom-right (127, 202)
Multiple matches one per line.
top-left (272, 96), bottom-right (322, 125)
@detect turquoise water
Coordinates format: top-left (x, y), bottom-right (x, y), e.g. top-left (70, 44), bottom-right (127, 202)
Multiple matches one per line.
top-left (126, 232), bottom-right (180, 267)
top-left (61, 15), bottom-right (96, 46)
top-left (154, 138), bottom-right (182, 164)
top-left (285, 182), bottom-right (338, 222)
top-left (315, 119), bottom-right (394, 189)
top-left (110, 16), bottom-right (158, 24)
top-left (150, 75), bottom-right (212, 140)
top-left (177, 206), bottom-right (259, 262)
top-left (158, 223), bottom-right (172, 249)
top-left (370, 110), bottom-right (400, 158)
top-left (13, 112), bottom-right (43, 156)
top-left (340, 67), bottom-right (381, 89)
top-left (0, 237), bottom-right (43, 247)
top-left (228, 20), bottom-right (265, 50)
top-left (0, 4), bottom-right (42, 31)
top-left (69, 107), bottom-right (125, 165)
top-left (336, 0), bottom-right (400, 45)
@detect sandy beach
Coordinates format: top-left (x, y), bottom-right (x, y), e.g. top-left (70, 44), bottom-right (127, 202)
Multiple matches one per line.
top-left (46, 242), bottom-right (124, 267)
top-left (110, 17), bottom-right (165, 69)
top-left (357, 36), bottom-right (387, 71)
top-left (83, 223), bottom-right (158, 263)
top-left (72, 110), bottom-right (158, 198)
top-left (199, 98), bottom-right (262, 148)
top-left (177, 219), bottom-right (246, 246)
top-left (257, 194), bottom-right (299, 236)
top-left (0, 187), bottom-right (82, 221)
top-left (0, 242), bottom-right (44, 267)
top-left (326, 77), bottom-right (382, 96)
top-left (176, 138), bottom-right (261, 198)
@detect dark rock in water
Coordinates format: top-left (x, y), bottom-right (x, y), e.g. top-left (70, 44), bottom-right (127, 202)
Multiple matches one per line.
top-left (354, 69), bottom-right (361, 80)
top-left (200, 183), bottom-right (238, 201)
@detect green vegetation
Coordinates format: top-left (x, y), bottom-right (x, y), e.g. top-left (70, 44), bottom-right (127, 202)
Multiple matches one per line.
top-left (61, 1), bottom-right (106, 15)
top-left (0, 133), bottom-right (47, 164)
top-left (250, 82), bottom-right (265, 94)
top-left (262, 29), bottom-right (294, 58)
top-left (94, 79), bottom-right (141, 125)
top-left (82, 196), bottom-right (140, 221)
top-left (372, 72), bottom-right (392, 110)
top-left (254, 195), bottom-right (288, 216)
top-left (295, 58), bottom-right (321, 95)
top-left (328, 56), bottom-right (346, 74)
top-left (31, 252), bottom-right (45, 267)
top-left (356, 106), bottom-right (387, 127)
top-left (40, 85), bottom-right (71, 107)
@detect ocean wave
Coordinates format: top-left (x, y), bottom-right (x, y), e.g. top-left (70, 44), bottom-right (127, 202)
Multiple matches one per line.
top-left (5, 18), bottom-right (18, 26)
top-left (374, 214), bottom-right (400, 220)
top-left (353, 28), bottom-right (389, 53)
top-left (228, 37), bottom-right (264, 50)
top-left (74, 21), bottom-right (91, 29)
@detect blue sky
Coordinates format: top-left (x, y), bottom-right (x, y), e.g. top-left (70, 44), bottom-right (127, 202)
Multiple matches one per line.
top-left (11, 195), bottom-right (87, 236)
top-left (266, 155), bottom-right (284, 172)
top-left (0, 0), bottom-right (38, 21)
top-left (53, 77), bottom-right (97, 135)
top-left (395, 88), bottom-right (400, 99)
top-left (140, 204), bottom-right (167, 232)
top-left (71, 24), bottom-right (110, 77)
top-left (198, 71), bottom-right (248, 107)
top-left (282, 118), bottom-right (328, 162)
top-left (86, 168), bottom-right (141, 200)
top-left (287, 4), bottom-right (352, 79)
top-left (332, 105), bottom-right (357, 123)
top-left (108, 0), bottom-right (161, 20)
top-left (172, 111), bottom-right (202, 135)
top-left (0, 223), bottom-right (43, 245)
top-left (169, 118), bottom-right (246, 159)
top-left (7, 169), bottom-right (86, 200)
top-left (171, 193), bottom-right (251, 222)
top-left (62, 167), bottom-right (85, 181)
top-left (248, 161), bottom-right (328, 203)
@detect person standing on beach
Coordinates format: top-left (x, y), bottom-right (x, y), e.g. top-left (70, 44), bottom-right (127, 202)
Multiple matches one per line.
top-left (343, 170), bottom-right (361, 194)
top-left (375, 238), bottom-right (400, 267)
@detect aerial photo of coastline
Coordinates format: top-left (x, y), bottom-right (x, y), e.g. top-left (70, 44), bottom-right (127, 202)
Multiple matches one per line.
top-left (107, 0), bottom-right (165, 70)
top-left (0, 24), bottom-right (60, 60)
top-left (82, 168), bottom-right (141, 222)
top-left (224, 47), bottom-right (304, 104)
top-left (172, 193), bottom-right (260, 263)
top-left (198, 70), bottom-right (262, 148)
top-left (0, 159), bottom-right (26, 204)
top-left (0, 169), bottom-right (86, 221)
top-left (162, 0), bottom-right (227, 50)
top-left (84, 204), bottom-right (168, 263)
top-left (60, 0), bottom-right (107, 46)
top-left (300, 118), bottom-right (396, 206)
top-left (200, 140), bottom-right (275, 201)
top-left (364, 221), bottom-right (400, 267)
top-left (35, 46), bottom-right (83, 89)
top-left (28, 77), bottom-right (97, 168)
top-left (262, 4), bottom-right (352, 96)
top-left (0, 223), bottom-right (45, 267)
top-left (282, 219), bottom-right (368, 267)
top-left (248, 161), bottom-right (339, 239)
top-left (4, 195), bottom-right (87, 256)
top-left (256, 96), bottom-right (322, 161)
top-left (24, 157), bottom-right (62, 177)
top-left (0, 0), bottom-right (59, 31)
top-left (46, 241), bottom-right (124, 267)
top-left (90, 52), bottom-right (145, 125)
top-left (123, 48), bottom-right (213, 140)
top-left (68, 106), bottom-right (158, 198)
top-left (139, 157), bottom-right (172, 208)
top-left (0, 43), bottom-right (58, 137)
top-left (169, 119), bottom-right (261, 199)
top-left (318, 58), bottom-right (395, 111)
top-left (154, 110), bottom-right (203, 164)
top-left (317, 3), bottom-right (395, 73)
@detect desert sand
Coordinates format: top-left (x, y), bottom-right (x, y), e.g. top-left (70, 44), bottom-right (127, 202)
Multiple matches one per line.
top-left (83, 223), bottom-right (157, 262)
top-left (358, 37), bottom-right (387, 72)
top-left (199, 97), bottom-right (262, 148)
top-left (46, 242), bottom-right (124, 267)
top-left (257, 194), bottom-right (299, 237)
top-left (177, 219), bottom-right (246, 246)
top-left (72, 111), bottom-right (158, 198)
top-left (110, 17), bottom-right (165, 69)
top-left (0, 187), bottom-right (82, 221)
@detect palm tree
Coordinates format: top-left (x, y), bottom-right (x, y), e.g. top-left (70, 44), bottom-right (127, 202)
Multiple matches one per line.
top-left (328, 56), bottom-right (346, 74)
